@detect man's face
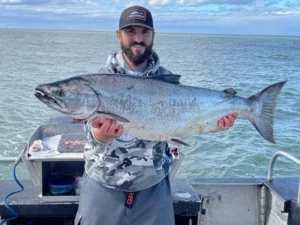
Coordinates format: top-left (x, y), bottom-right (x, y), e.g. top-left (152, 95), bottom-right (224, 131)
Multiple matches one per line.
top-left (117, 26), bottom-right (155, 66)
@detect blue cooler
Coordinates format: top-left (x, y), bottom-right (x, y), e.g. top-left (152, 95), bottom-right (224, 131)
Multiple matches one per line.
top-left (48, 176), bottom-right (75, 195)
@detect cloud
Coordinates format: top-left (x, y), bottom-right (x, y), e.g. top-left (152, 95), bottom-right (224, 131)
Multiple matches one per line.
top-left (0, 0), bottom-right (51, 4)
top-left (178, 0), bottom-right (254, 5)
top-left (149, 0), bottom-right (172, 5)
top-left (0, 0), bottom-right (22, 3)
top-left (286, 0), bottom-right (300, 7)
top-left (148, 0), bottom-right (255, 6)
top-left (0, 0), bottom-right (300, 35)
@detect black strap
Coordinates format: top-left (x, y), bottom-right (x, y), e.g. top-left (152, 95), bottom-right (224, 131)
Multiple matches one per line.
top-left (124, 192), bottom-right (136, 208)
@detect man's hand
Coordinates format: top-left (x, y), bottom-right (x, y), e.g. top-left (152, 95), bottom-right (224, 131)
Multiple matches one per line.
top-left (208, 113), bottom-right (238, 133)
top-left (91, 117), bottom-right (124, 143)
top-left (218, 113), bottom-right (237, 128)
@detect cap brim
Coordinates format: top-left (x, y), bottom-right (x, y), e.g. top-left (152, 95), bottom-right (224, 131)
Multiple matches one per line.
top-left (119, 23), bottom-right (154, 31)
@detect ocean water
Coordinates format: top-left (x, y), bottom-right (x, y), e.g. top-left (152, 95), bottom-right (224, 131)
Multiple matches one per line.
top-left (0, 29), bottom-right (299, 180)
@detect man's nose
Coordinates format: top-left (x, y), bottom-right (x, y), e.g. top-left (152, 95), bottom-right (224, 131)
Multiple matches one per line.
top-left (133, 33), bottom-right (143, 42)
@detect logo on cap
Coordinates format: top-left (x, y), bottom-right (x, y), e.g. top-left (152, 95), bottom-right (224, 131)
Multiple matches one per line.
top-left (127, 9), bottom-right (146, 21)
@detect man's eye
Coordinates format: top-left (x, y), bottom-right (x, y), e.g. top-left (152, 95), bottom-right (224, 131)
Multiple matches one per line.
top-left (142, 30), bottom-right (150, 35)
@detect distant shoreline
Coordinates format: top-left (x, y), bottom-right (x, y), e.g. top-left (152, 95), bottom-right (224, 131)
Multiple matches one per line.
top-left (1, 27), bottom-right (299, 38)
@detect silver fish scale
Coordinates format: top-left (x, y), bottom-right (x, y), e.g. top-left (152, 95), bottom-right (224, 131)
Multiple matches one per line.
top-left (84, 74), bottom-right (248, 142)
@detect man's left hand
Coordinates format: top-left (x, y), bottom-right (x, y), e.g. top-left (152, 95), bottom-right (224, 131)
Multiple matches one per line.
top-left (218, 113), bottom-right (238, 128)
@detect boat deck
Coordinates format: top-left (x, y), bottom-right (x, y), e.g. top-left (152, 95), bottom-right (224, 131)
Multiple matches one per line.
top-left (0, 178), bottom-right (201, 225)
top-left (1, 177), bottom-right (300, 225)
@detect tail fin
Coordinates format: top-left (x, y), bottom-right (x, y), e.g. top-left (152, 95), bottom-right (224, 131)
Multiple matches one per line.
top-left (248, 81), bottom-right (286, 144)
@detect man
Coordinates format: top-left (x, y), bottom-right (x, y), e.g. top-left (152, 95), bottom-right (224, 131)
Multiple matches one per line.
top-left (74, 5), bottom-right (237, 225)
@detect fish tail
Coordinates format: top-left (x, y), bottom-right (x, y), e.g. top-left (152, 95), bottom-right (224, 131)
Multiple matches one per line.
top-left (247, 81), bottom-right (286, 144)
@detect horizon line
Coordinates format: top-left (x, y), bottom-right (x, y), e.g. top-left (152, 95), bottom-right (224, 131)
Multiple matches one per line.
top-left (1, 27), bottom-right (300, 38)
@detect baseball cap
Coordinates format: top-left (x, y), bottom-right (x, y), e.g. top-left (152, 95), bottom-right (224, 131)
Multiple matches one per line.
top-left (119, 5), bottom-right (154, 30)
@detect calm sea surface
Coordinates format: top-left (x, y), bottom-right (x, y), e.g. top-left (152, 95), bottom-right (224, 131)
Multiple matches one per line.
top-left (0, 29), bottom-right (299, 180)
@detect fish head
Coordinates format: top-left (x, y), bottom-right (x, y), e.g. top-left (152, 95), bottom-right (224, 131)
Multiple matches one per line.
top-left (34, 77), bottom-right (99, 119)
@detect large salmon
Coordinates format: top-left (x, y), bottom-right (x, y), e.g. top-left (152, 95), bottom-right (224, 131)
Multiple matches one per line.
top-left (35, 74), bottom-right (286, 145)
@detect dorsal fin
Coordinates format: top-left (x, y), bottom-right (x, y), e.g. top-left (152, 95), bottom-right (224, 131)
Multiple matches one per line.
top-left (223, 88), bottom-right (237, 95)
top-left (152, 74), bottom-right (181, 84)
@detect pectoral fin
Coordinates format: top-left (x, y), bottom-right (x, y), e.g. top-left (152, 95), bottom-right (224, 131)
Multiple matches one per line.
top-left (95, 112), bottom-right (130, 122)
top-left (169, 138), bottom-right (190, 147)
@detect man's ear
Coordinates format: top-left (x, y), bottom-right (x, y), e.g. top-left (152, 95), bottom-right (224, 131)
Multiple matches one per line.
top-left (116, 30), bottom-right (121, 41)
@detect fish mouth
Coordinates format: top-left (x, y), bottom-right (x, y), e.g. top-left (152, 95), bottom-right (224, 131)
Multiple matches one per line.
top-left (34, 87), bottom-right (65, 108)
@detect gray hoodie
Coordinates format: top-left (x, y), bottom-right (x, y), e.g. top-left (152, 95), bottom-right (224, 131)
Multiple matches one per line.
top-left (83, 50), bottom-right (173, 192)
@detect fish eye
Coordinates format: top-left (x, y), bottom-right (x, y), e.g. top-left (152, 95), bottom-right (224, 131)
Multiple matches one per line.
top-left (56, 89), bottom-right (64, 97)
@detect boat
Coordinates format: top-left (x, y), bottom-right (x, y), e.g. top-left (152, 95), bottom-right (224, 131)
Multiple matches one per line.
top-left (0, 118), bottom-right (299, 225)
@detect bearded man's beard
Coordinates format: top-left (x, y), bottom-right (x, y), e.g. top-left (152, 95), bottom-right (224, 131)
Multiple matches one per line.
top-left (121, 41), bottom-right (153, 66)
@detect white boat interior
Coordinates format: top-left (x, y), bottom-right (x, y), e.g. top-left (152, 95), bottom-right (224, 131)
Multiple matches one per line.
top-left (0, 121), bottom-right (299, 225)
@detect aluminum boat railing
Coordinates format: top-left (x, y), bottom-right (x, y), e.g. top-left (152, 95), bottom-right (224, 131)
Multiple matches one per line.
top-left (267, 151), bottom-right (300, 205)
top-left (0, 157), bottom-right (17, 163)
top-left (268, 151), bottom-right (300, 181)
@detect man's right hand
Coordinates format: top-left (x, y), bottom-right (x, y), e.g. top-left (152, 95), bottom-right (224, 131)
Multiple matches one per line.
top-left (91, 117), bottom-right (124, 143)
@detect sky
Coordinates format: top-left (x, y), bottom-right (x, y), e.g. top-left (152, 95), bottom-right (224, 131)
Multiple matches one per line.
top-left (0, 0), bottom-right (300, 36)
